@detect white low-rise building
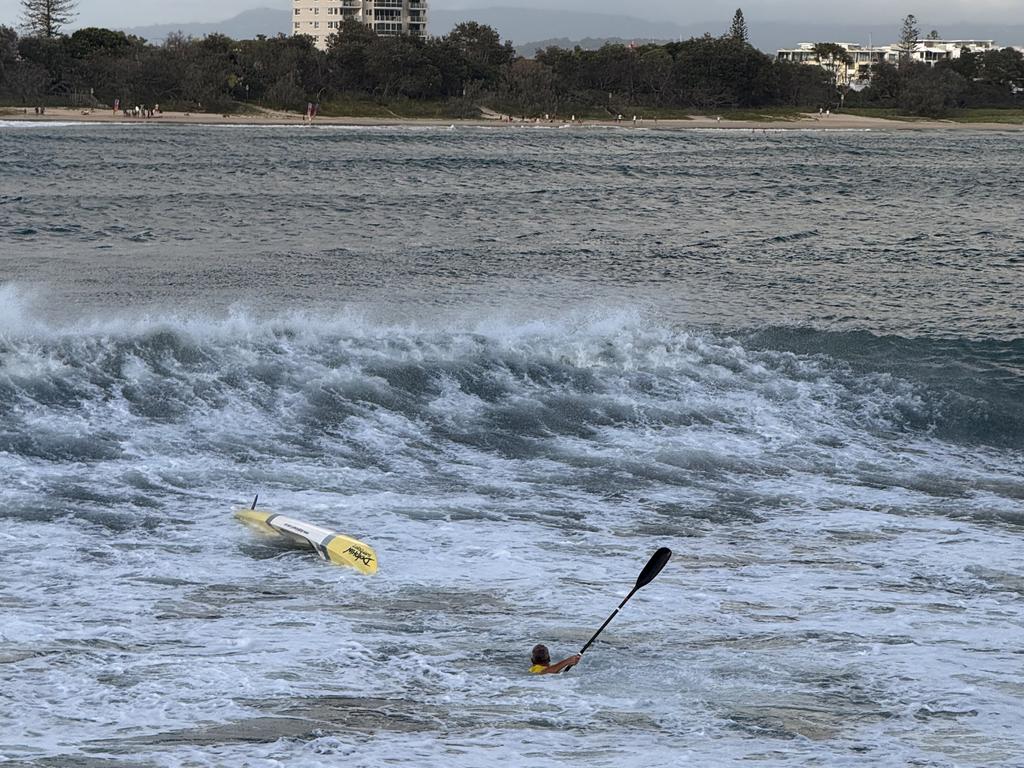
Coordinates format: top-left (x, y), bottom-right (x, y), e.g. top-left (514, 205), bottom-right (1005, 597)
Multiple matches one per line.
top-left (777, 38), bottom-right (1006, 87)
top-left (777, 42), bottom-right (893, 86)
top-left (293, 0), bottom-right (427, 50)
top-left (906, 39), bottom-right (999, 64)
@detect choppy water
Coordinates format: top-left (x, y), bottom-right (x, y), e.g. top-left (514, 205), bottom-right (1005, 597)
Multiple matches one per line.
top-left (1, 122), bottom-right (1023, 767)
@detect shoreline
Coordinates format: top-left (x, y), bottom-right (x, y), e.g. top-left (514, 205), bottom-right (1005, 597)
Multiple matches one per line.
top-left (3, 106), bottom-right (1023, 131)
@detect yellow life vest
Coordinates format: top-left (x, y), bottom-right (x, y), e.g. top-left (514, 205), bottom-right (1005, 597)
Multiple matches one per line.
top-left (528, 664), bottom-right (547, 674)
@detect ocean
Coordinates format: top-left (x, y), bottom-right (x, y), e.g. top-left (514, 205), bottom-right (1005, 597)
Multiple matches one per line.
top-left (1, 121), bottom-right (1022, 767)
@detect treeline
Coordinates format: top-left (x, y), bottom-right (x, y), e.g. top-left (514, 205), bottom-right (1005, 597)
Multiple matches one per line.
top-left (1, 20), bottom-right (1022, 117)
top-left (0, 21), bottom-right (519, 113)
top-left (853, 50), bottom-right (1024, 115)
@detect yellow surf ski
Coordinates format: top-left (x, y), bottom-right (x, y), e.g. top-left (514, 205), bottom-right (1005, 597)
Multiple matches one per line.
top-left (235, 506), bottom-right (378, 575)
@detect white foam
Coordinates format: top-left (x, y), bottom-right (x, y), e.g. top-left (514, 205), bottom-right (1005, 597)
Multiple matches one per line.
top-left (0, 120), bottom-right (100, 129)
top-left (2, 295), bottom-right (1023, 766)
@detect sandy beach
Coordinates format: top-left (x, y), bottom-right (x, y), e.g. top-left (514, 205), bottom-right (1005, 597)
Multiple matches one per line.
top-left (3, 105), bottom-right (1022, 131)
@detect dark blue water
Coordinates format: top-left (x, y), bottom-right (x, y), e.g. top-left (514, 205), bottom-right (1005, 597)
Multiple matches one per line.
top-left (2, 123), bottom-right (1021, 338)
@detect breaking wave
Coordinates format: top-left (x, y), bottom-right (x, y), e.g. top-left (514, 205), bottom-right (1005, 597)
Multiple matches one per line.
top-left (2, 303), bottom-right (1021, 530)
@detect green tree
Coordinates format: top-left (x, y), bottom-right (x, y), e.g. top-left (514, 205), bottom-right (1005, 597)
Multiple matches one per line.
top-left (156, 33), bottom-right (244, 111)
top-left (532, 45), bottom-right (582, 108)
top-left (232, 34), bottom-right (323, 108)
top-left (0, 25), bottom-right (18, 79)
top-left (365, 35), bottom-right (439, 99)
top-left (638, 46), bottom-right (674, 105)
top-left (67, 27), bottom-right (133, 59)
top-left (978, 47), bottom-right (1024, 89)
top-left (17, 33), bottom-right (71, 96)
top-left (897, 14), bottom-right (919, 63)
top-left (671, 34), bottom-right (774, 108)
top-left (66, 29), bottom-right (145, 106)
top-left (813, 43), bottom-right (852, 77)
top-left (327, 19), bottom-right (376, 93)
top-left (595, 44), bottom-right (640, 104)
top-left (1, 26), bottom-right (52, 104)
top-left (866, 60), bottom-right (900, 102)
top-left (949, 46), bottom-right (978, 81)
top-left (812, 42), bottom-right (853, 105)
top-left (499, 58), bottom-right (557, 115)
top-left (20, 0), bottom-right (76, 38)
top-left (773, 60), bottom-right (832, 107)
top-left (2, 59), bottom-right (49, 103)
top-left (898, 61), bottom-right (964, 115)
top-left (446, 22), bottom-right (514, 89)
top-left (728, 8), bottom-right (748, 44)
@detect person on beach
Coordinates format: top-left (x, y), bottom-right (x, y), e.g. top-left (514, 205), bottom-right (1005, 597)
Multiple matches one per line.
top-left (528, 644), bottom-right (581, 674)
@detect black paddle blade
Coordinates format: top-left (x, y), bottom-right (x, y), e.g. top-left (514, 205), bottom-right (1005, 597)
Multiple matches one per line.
top-left (251, 494), bottom-right (259, 510)
top-left (634, 547), bottom-right (672, 590)
top-left (564, 546), bottom-right (673, 672)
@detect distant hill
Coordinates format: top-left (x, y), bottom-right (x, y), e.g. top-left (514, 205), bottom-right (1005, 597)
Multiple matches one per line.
top-left (118, 5), bottom-right (1024, 54)
top-left (429, 7), bottom-right (692, 44)
top-left (514, 37), bottom-right (672, 58)
top-left (121, 8), bottom-right (290, 43)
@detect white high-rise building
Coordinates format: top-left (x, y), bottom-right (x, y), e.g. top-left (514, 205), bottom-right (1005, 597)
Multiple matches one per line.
top-left (292, 0), bottom-right (428, 51)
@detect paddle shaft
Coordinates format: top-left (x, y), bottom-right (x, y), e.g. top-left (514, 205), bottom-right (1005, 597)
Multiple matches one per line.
top-left (579, 586), bottom-right (640, 655)
top-left (562, 547), bottom-right (671, 673)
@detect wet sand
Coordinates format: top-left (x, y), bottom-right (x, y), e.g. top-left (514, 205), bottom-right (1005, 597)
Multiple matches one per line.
top-left (3, 106), bottom-right (1022, 131)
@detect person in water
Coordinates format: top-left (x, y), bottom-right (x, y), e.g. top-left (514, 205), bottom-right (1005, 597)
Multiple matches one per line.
top-left (528, 644), bottom-right (581, 674)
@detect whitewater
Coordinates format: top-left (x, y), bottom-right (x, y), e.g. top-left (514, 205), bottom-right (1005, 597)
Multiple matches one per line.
top-left (1, 123), bottom-right (1022, 767)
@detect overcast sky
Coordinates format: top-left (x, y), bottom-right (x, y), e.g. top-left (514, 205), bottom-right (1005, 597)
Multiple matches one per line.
top-left (2, 0), bottom-right (1021, 32)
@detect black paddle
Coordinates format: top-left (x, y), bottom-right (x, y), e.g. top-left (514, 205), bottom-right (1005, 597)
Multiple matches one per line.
top-left (563, 546), bottom-right (672, 673)
top-left (250, 494), bottom-right (258, 510)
